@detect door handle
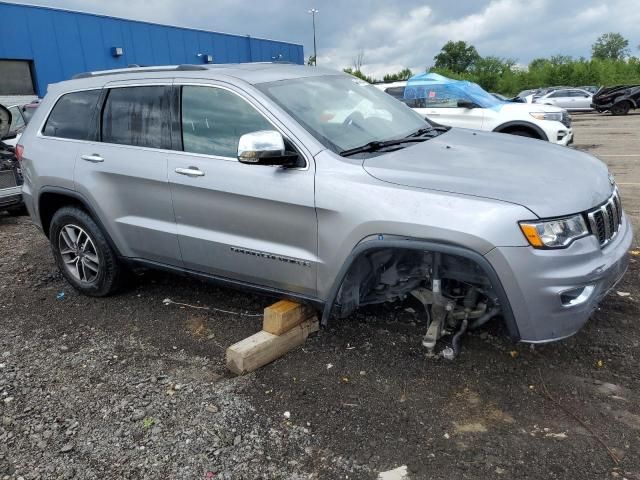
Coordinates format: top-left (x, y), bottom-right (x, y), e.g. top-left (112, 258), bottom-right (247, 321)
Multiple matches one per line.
top-left (81, 154), bottom-right (104, 163)
top-left (175, 167), bottom-right (205, 177)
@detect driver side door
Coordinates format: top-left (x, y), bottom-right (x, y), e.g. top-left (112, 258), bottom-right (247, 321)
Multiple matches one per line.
top-left (167, 82), bottom-right (318, 297)
top-left (412, 85), bottom-right (485, 130)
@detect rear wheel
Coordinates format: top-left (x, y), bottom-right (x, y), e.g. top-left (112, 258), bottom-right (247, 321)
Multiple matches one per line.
top-left (49, 206), bottom-right (122, 296)
top-left (611, 101), bottom-right (630, 116)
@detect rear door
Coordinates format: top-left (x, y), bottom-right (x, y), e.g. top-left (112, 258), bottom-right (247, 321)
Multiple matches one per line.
top-left (167, 81), bottom-right (318, 296)
top-left (74, 82), bottom-right (181, 266)
top-left (412, 84), bottom-right (485, 130)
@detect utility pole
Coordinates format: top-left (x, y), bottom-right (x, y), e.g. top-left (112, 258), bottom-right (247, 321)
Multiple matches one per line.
top-left (308, 8), bottom-right (318, 66)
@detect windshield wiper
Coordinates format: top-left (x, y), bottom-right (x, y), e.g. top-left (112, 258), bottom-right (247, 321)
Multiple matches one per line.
top-left (340, 137), bottom-right (428, 157)
top-left (405, 127), bottom-right (435, 138)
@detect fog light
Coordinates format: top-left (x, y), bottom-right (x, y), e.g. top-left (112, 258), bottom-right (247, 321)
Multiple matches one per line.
top-left (560, 285), bottom-right (595, 307)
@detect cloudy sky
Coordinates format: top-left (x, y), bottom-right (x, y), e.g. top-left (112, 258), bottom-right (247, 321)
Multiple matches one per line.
top-left (7, 0), bottom-right (640, 77)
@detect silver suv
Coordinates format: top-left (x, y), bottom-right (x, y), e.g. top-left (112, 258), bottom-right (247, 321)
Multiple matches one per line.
top-left (18, 64), bottom-right (631, 347)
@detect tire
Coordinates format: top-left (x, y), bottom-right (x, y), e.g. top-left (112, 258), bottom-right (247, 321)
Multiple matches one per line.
top-left (506, 129), bottom-right (535, 138)
top-left (49, 206), bottom-right (122, 296)
top-left (611, 101), bottom-right (630, 116)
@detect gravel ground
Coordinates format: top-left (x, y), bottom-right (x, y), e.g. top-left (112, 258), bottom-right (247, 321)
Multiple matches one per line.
top-left (1, 113), bottom-right (640, 480)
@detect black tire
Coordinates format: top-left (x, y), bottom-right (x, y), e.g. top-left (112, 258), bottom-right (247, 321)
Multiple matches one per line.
top-left (49, 206), bottom-right (122, 296)
top-left (611, 101), bottom-right (630, 116)
top-left (506, 129), bottom-right (535, 138)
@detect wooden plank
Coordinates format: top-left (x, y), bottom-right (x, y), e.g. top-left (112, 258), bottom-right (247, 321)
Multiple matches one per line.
top-left (263, 299), bottom-right (315, 335)
top-left (226, 318), bottom-right (318, 375)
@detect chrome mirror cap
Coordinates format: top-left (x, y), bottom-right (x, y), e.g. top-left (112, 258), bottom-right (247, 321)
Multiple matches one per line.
top-left (237, 130), bottom-right (285, 163)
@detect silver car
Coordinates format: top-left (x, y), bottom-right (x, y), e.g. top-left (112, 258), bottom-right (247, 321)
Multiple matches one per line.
top-left (17, 64), bottom-right (631, 350)
top-left (535, 88), bottom-right (593, 111)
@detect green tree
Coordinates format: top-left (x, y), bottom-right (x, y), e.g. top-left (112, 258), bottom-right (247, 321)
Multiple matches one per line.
top-left (342, 67), bottom-right (376, 83)
top-left (592, 33), bottom-right (630, 60)
top-left (382, 68), bottom-right (413, 83)
top-left (433, 41), bottom-right (481, 73)
top-left (307, 55), bottom-right (316, 66)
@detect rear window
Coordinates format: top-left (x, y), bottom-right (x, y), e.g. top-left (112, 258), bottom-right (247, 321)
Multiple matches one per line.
top-left (101, 86), bottom-right (171, 149)
top-left (43, 90), bottom-right (101, 140)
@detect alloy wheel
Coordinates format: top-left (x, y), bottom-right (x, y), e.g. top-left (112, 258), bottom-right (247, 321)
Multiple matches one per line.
top-left (58, 224), bottom-right (100, 283)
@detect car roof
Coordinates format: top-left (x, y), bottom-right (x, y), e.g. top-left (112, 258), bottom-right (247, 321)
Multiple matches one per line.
top-left (49, 63), bottom-right (343, 93)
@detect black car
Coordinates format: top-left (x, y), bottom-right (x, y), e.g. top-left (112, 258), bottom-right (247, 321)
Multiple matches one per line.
top-left (591, 84), bottom-right (640, 115)
top-left (0, 105), bottom-right (24, 214)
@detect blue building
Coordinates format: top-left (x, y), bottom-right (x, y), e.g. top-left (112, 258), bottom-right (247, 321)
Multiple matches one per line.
top-left (0, 2), bottom-right (304, 97)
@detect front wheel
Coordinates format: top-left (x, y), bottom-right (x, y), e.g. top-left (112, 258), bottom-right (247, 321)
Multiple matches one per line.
top-left (49, 206), bottom-right (122, 296)
top-left (506, 129), bottom-right (535, 138)
top-left (611, 101), bottom-right (630, 116)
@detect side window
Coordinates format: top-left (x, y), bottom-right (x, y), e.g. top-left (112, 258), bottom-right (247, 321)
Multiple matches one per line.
top-left (101, 86), bottom-right (171, 149)
top-left (548, 90), bottom-right (566, 98)
top-left (181, 86), bottom-right (272, 158)
top-left (43, 90), bottom-right (101, 140)
top-left (385, 87), bottom-right (405, 100)
top-left (409, 85), bottom-right (461, 108)
top-left (9, 106), bottom-right (24, 131)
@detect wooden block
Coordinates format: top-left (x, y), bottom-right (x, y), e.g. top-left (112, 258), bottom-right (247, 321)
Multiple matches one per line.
top-left (263, 299), bottom-right (315, 335)
top-left (226, 318), bottom-right (319, 375)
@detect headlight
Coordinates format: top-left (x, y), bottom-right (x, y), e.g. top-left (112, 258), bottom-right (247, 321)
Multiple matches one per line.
top-left (519, 215), bottom-right (588, 248)
top-left (529, 111), bottom-right (563, 122)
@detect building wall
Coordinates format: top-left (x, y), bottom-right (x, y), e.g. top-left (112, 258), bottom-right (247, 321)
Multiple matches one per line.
top-left (0, 2), bottom-right (304, 96)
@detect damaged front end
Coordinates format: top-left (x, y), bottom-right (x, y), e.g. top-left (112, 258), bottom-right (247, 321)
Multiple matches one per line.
top-left (0, 105), bottom-right (24, 212)
top-left (330, 245), bottom-right (513, 358)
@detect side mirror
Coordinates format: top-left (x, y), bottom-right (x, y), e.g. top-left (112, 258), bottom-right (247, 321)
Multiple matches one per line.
top-left (237, 130), bottom-right (299, 167)
top-left (457, 99), bottom-right (477, 109)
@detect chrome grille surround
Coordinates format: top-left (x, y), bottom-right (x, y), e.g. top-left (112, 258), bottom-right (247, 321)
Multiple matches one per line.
top-left (586, 189), bottom-right (623, 248)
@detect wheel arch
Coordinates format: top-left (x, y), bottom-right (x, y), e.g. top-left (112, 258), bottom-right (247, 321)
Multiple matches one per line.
top-left (321, 238), bottom-right (520, 341)
top-left (37, 186), bottom-right (122, 256)
top-left (492, 121), bottom-right (549, 141)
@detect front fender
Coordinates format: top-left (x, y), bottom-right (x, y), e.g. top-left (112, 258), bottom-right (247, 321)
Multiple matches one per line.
top-left (321, 237), bottom-right (520, 341)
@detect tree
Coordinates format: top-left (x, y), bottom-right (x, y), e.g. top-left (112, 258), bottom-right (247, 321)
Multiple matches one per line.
top-left (592, 33), bottom-right (630, 60)
top-left (342, 68), bottom-right (376, 84)
top-left (352, 50), bottom-right (365, 72)
top-left (382, 68), bottom-right (413, 83)
top-left (433, 41), bottom-right (481, 73)
top-left (307, 55), bottom-right (316, 66)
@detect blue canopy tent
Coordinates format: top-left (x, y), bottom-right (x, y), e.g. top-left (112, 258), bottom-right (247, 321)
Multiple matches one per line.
top-left (403, 73), bottom-right (504, 111)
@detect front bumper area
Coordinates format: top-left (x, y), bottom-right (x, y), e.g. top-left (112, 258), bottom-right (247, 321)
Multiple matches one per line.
top-left (486, 215), bottom-right (632, 343)
top-left (0, 186), bottom-right (23, 209)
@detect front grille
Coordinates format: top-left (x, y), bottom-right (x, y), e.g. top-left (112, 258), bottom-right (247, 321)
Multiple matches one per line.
top-left (587, 189), bottom-right (623, 247)
top-left (0, 170), bottom-right (17, 189)
top-left (561, 111), bottom-right (572, 128)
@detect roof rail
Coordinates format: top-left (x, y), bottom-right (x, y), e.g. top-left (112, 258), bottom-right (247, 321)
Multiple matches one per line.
top-left (71, 64), bottom-right (208, 80)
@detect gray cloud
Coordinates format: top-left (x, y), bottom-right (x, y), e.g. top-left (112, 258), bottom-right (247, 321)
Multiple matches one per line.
top-left (7, 0), bottom-right (640, 77)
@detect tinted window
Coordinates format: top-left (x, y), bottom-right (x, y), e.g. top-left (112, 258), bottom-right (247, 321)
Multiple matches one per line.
top-left (181, 86), bottom-right (272, 158)
top-left (102, 86), bottom-right (171, 149)
top-left (43, 90), bottom-right (101, 140)
top-left (385, 87), bottom-right (405, 100)
top-left (548, 90), bottom-right (567, 98)
top-left (9, 106), bottom-right (24, 131)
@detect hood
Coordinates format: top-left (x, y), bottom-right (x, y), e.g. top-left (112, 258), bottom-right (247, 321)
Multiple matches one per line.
top-left (362, 128), bottom-right (613, 218)
top-left (500, 102), bottom-right (564, 114)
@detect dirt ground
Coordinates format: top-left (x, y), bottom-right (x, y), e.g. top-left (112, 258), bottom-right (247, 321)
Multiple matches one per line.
top-left (1, 113), bottom-right (640, 480)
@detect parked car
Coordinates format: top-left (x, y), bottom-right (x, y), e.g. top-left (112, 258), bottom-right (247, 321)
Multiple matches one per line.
top-left (579, 86), bottom-right (599, 94)
top-left (491, 93), bottom-right (526, 103)
top-left (18, 64), bottom-right (630, 350)
top-left (376, 74), bottom-right (573, 145)
top-left (2, 101), bottom-right (39, 147)
top-left (0, 105), bottom-right (25, 214)
top-left (534, 88), bottom-right (593, 111)
top-left (592, 85), bottom-right (640, 116)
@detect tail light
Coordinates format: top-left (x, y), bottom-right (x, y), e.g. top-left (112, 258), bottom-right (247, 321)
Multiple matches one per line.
top-left (15, 144), bottom-right (24, 163)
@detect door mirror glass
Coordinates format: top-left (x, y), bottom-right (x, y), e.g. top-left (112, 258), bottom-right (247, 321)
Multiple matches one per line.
top-left (237, 130), bottom-right (298, 167)
top-left (456, 99), bottom-right (477, 109)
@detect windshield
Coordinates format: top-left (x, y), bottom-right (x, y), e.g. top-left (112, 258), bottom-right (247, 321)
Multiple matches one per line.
top-left (404, 73), bottom-right (504, 110)
top-left (257, 75), bottom-right (433, 153)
